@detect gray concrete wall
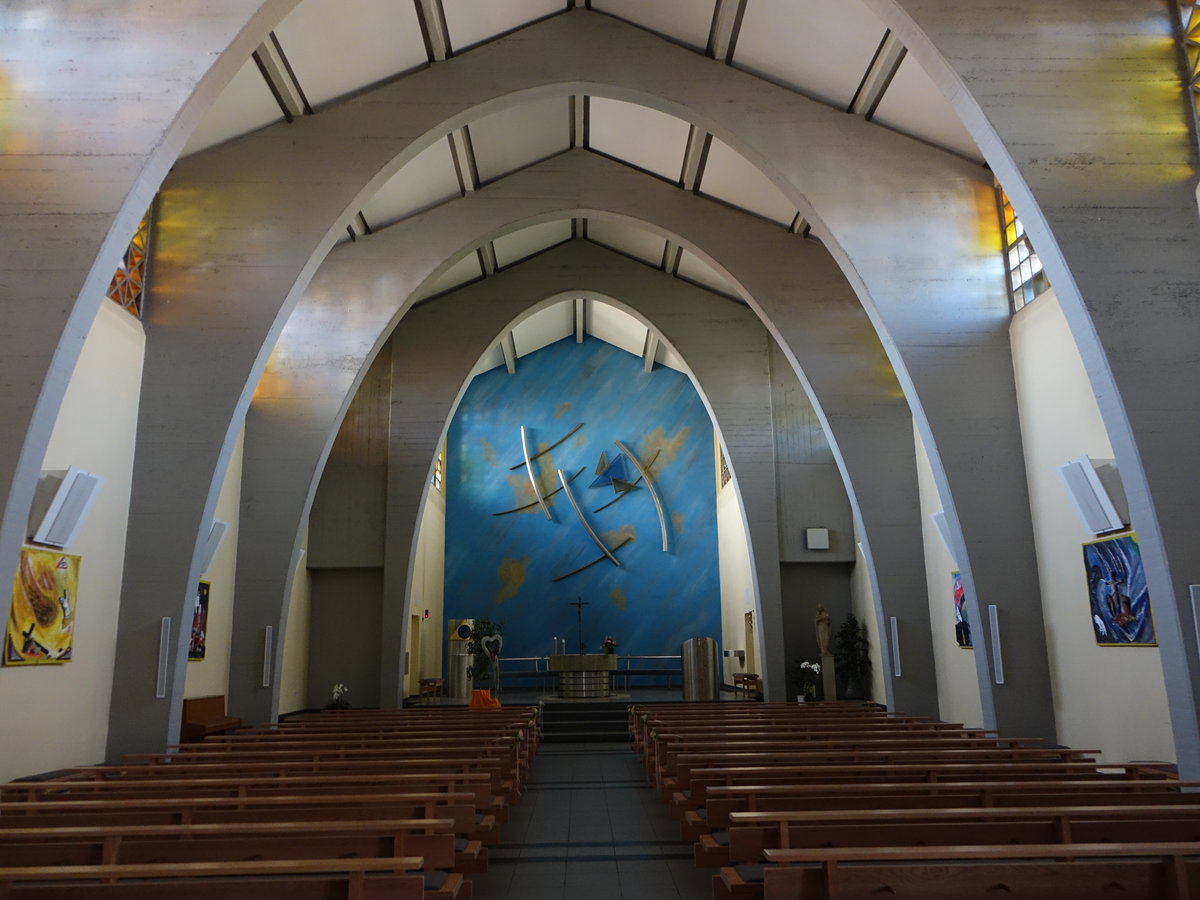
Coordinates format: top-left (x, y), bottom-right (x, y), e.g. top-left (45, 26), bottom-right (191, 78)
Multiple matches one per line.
top-left (306, 568), bottom-right (383, 711)
top-left (307, 343), bottom-right (392, 570)
top-left (770, 342), bottom-right (855, 563)
top-left (873, 0), bottom-right (1200, 777)
top-left (232, 152), bottom-right (937, 723)
top-left (0, 3), bottom-right (290, 701)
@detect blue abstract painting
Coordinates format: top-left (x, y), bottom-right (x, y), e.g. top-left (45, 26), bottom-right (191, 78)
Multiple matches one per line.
top-left (443, 336), bottom-right (719, 666)
top-left (1083, 533), bottom-right (1155, 646)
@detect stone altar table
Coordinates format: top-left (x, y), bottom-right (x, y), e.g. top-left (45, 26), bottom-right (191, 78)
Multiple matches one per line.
top-left (550, 654), bottom-right (619, 699)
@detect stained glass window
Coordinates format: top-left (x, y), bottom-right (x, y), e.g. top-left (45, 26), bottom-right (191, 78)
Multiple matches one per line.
top-left (106, 209), bottom-right (151, 318)
top-left (997, 185), bottom-right (1049, 311)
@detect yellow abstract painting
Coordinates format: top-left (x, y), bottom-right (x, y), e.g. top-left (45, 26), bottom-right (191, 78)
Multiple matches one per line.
top-left (5, 547), bottom-right (80, 665)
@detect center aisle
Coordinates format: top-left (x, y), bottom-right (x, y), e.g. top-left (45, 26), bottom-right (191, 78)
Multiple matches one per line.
top-left (469, 742), bottom-right (712, 900)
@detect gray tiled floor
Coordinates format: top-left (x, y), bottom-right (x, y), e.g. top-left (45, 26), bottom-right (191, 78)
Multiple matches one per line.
top-left (467, 743), bottom-right (711, 900)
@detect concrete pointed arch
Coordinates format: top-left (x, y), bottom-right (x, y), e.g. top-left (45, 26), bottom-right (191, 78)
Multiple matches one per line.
top-left (107, 9), bottom-right (1048, 754)
top-left (0, 1), bottom-right (294, 644)
top-left (229, 152), bottom-right (936, 735)
top-left (866, 0), bottom-right (1200, 779)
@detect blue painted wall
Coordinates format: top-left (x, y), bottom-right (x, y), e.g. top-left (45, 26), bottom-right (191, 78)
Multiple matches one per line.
top-left (444, 336), bottom-right (719, 666)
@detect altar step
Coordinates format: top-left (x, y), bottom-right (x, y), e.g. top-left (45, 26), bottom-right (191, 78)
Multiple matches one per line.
top-left (540, 701), bottom-right (629, 743)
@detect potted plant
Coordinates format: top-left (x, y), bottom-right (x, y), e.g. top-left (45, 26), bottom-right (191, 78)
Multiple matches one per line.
top-left (465, 618), bottom-right (503, 695)
top-left (790, 660), bottom-right (821, 702)
top-left (600, 636), bottom-right (618, 655)
top-left (833, 613), bottom-right (872, 701)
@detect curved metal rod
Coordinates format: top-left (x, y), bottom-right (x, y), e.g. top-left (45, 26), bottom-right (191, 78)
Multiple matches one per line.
top-left (551, 536), bottom-right (634, 582)
top-left (509, 422), bottom-right (584, 470)
top-left (592, 449), bottom-right (661, 513)
top-left (614, 440), bottom-right (668, 552)
top-left (521, 425), bottom-right (552, 520)
top-left (493, 467), bottom-right (585, 516)
top-left (557, 468), bottom-right (619, 566)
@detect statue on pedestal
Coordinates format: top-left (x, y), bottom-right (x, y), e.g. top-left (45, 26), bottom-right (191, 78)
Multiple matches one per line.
top-left (815, 605), bottom-right (832, 656)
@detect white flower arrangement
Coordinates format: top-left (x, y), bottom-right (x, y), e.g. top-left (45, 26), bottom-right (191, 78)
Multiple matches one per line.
top-left (326, 682), bottom-right (350, 709)
top-left (796, 660), bottom-right (821, 701)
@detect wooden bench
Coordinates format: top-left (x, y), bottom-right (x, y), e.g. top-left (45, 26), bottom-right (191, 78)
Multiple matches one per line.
top-left (180, 694), bottom-right (241, 743)
top-left (0, 856), bottom-right (426, 900)
top-left (750, 842), bottom-right (1200, 900)
top-left (716, 803), bottom-right (1200, 872)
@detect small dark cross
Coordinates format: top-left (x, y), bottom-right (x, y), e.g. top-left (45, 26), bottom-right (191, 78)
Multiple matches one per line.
top-left (569, 597), bottom-right (590, 655)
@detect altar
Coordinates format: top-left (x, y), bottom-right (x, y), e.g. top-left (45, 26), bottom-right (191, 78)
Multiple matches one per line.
top-left (550, 653), bottom-right (619, 699)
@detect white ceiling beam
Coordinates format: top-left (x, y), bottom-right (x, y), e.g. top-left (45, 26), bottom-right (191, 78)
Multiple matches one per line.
top-left (570, 95), bottom-right (588, 148)
top-left (849, 31), bottom-right (907, 119)
top-left (661, 240), bottom-right (682, 274)
top-left (706, 0), bottom-right (746, 63)
top-left (478, 241), bottom-right (498, 276)
top-left (679, 126), bottom-right (709, 191)
top-left (501, 332), bottom-right (517, 374)
top-left (416, 0), bottom-right (452, 62)
top-left (448, 127), bottom-right (480, 193)
top-left (574, 297), bottom-right (585, 343)
top-left (642, 330), bottom-right (659, 373)
top-left (252, 35), bottom-right (308, 120)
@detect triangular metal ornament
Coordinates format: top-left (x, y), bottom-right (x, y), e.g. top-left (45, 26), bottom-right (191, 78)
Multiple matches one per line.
top-left (611, 478), bottom-right (637, 495)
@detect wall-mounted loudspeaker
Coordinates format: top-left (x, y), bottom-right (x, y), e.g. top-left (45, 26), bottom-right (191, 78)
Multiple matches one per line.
top-left (1055, 456), bottom-right (1128, 535)
top-left (198, 520), bottom-right (229, 575)
top-left (28, 466), bottom-right (105, 550)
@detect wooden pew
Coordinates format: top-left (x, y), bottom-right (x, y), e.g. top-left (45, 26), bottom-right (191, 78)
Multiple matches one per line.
top-left (751, 842), bottom-right (1200, 900)
top-left (64, 754), bottom-right (520, 801)
top-left (0, 817), bottom-right (454, 867)
top-left (0, 856), bottom-right (426, 900)
top-left (721, 804), bottom-right (1200, 871)
top-left (179, 694), bottom-right (241, 743)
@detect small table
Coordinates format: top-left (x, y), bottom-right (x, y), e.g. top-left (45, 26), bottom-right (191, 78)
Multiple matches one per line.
top-left (418, 677), bottom-right (444, 702)
top-left (549, 654), bottom-right (619, 699)
top-left (733, 672), bottom-right (760, 699)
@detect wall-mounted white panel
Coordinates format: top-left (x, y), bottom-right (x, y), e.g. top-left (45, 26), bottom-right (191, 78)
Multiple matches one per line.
top-left (871, 55), bottom-right (983, 162)
top-left (422, 253), bottom-right (484, 298)
top-left (586, 218), bottom-right (668, 267)
top-left (591, 0), bottom-right (715, 52)
top-left (588, 98), bottom-right (691, 181)
top-left (443, 0), bottom-right (564, 53)
top-left (470, 97), bottom-right (570, 184)
top-left (181, 57), bottom-right (283, 157)
top-left (676, 249), bottom-right (736, 297)
top-left (493, 220), bottom-right (573, 268)
top-left (273, 0), bottom-right (427, 107)
top-left (361, 139), bottom-right (460, 230)
top-left (513, 301), bottom-right (574, 357)
top-left (733, 0), bottom-right (885, 109)
top-left (588, 302), bottom-right (647, 358)
top-left (699, 138), bottom-right (797, 226)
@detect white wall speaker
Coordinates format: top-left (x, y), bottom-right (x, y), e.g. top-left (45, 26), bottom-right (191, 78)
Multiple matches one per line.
top-left (988, 604), bottom-right (1004, 685)
top-left (29, 466), bottom-right (105, 549)
top-left (930, 511), bottom-right (958, 565)
top-left (889, 616), bottom-right (901, 677)
top-left (198, 520), bottom-right (229, 575)
top-left (1055, 456), bottom-right (1128, 534)
top-left (155, 617), bottom-right (171, 699)
top-left (262, 625), bottom-right (274, 688)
